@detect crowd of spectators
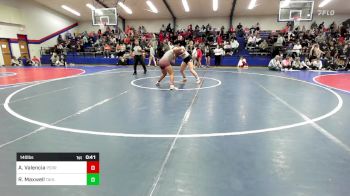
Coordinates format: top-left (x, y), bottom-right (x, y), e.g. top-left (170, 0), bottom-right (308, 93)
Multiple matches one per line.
top-left (265, 20), bottom-right (350, 71)
top-left (45, 22), bottom-right (241, 66)
top-left (41, 20), bottom-right (350, 71)
top-left (10, 56), bottom-right (41, 66)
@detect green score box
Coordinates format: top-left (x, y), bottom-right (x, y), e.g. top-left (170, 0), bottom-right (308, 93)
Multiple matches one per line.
top-left (87, 174), bottom-right (99, 186)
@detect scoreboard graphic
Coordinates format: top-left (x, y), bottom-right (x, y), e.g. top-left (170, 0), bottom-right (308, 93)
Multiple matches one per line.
top-left (16, 153), bottom-right (99, 186)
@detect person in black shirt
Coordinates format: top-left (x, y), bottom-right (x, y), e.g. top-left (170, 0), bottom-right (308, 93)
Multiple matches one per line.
top-left (132, 41), bottom-right (147, 75)
top-left (236, 22), bottom-right (243, 37)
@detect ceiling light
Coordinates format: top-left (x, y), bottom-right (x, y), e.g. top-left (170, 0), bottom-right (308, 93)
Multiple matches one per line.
top-left (86, 3), bottom-right (95, 10)
top-left (61, 5), bottom-right (80, 16)
top-left (182, 0), bottom-right (190, 12)
top-left (146, 1), bottom-right (159, 13)
top-left (248, 0), bottom-right (256, 10)
top-left (118, 2), bottom-right (132, 14)
top-left (213, 0), bottom-right (218, 11)
top-left (86, 3), bottom-right (103, 15)
top-left (319, 0), bottom-right (332, 8)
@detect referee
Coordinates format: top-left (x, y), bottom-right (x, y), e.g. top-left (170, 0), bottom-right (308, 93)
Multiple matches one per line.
top-left (133, 41), bottom-right (147, 75)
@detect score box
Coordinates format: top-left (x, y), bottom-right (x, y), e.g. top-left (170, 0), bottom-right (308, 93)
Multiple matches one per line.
top-left (16, 153), bottom-right (99, 186)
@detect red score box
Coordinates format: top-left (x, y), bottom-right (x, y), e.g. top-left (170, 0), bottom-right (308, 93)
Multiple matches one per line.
top-left (87, 161), bottom-right (99, 173)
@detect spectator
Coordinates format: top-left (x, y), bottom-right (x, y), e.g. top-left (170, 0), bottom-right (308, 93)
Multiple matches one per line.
top-left (229, 25), bottom-right (234, 33)
top-left (231, 38), bottom-right (239, 53)
top-left (104, 43), bottom-right (112, 58)
top-left (286, 42), bottom-right (294, 57)
top-left (162, 40), bottom-right (170, 53)
top-left (282, 56), bottom-right (293, 70)
top-left (166, 23), bottom-right (172, 33)
top-left (217, 33), bottom-right (223, 46)
top-left (160, 24), bottom-right (165, 32)
top-left (214, 45), bottom-right (224, 66)
top-left (57, 35), bottom-right (64, 44)
top-left (255, 34), bottom-right (262, 45)
top-left (249, 25), bottom-right (256, 35)
top-left (196, 46), bottom-right (203, 67)
top-left (204, 44), bottom-right (211, 67)
top-left (220, 25), bottom-right (225, 35)
top-left (259, 40), bottom-right (269, 51)
top-left (59, 54), bottom-right (67, 67)
top-left (223, 41), bottom-right (232, 55)
top-left (168, 41), bottom-right (174, 50)
top-left (274, 34), bottom-right (284, 47)
top-left (64, 31), bottom-right (72, 40)
top-left (21, 56), bottom-right (32, 66)
top-left (247, 35), bottom-right (256, 46)
top-left (256, 22), bottom-right (261, 32)
top-left (268, 55), bottom-right (282, 71)
top-left (292, 57), bottom-right (309, 70)
top-left (147, 44), bottom-right (157, 66)
top-left (11, 57), bottom-right (21, 66)
top-left (236, 22), bottom-right (243, 37)
top-left (302, 57), bottom-right (312, 68)
top-left (50, 53), bottom-right (59, 66)
top-left (293, 41), bottom-right (302, 57)
top-left (32, 56), bottom-right (41, 66)
top-left (237, 56), bottom-right (248, 69)
top-left (192, 46), bottom-right (198, 67)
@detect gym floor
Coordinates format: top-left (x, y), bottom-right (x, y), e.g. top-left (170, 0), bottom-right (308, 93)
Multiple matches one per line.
top-left (0, 66), bottom-right (350, 196)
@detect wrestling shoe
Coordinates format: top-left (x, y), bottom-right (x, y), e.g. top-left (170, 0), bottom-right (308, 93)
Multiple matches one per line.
top-left (170, 85), bottom-right (178, 90)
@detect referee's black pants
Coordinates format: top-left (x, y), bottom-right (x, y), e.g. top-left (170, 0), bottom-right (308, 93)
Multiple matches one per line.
top-left (214, 55), bottom-right (221, 66)
top-left (134, 55), bottom-right (146, 73)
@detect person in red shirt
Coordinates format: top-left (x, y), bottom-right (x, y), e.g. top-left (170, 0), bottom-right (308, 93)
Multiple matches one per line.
top-left (217, 34), bottom-right (223, 46)
top-left (339, 36), bottom-right (345, 45)
top-left (229, 25), bottom-right (234, 33)
top-left (196, 47), bottom-right (203, 68)
top-left (126, 25), bottom-right (131, 35)
top-left (159, 32), bottom-right (164, 43)
top-left (31, 56), bottom-right (41, 66)
top-left (124, 37), bottom-right (130, 45)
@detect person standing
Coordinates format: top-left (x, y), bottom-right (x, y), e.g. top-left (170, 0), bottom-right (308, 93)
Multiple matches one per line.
top-left (214, 45), bottom-right (224, 66)
top-left (204, 44), bottom-right (211, 67)
top-left (179, 46), bottom-right (201, 84)
top-left (196, 46), bottom-right (203, 68)
top-left (156, 47), bottom-right (183, 90)
top-left (133, 40), bottom-right (147, 75)
top-left (147, 43), bottom-right (157, 66)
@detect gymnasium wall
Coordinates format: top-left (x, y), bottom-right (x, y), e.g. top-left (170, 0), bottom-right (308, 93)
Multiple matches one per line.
top-left (125, 19), bottom-right (172, 33)
top-left (77, 17), bottom-right (124, 33)
top-left (0, 0), bottom-right (77, 63)
top-left (177, 17), bottom-right (230, 30)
